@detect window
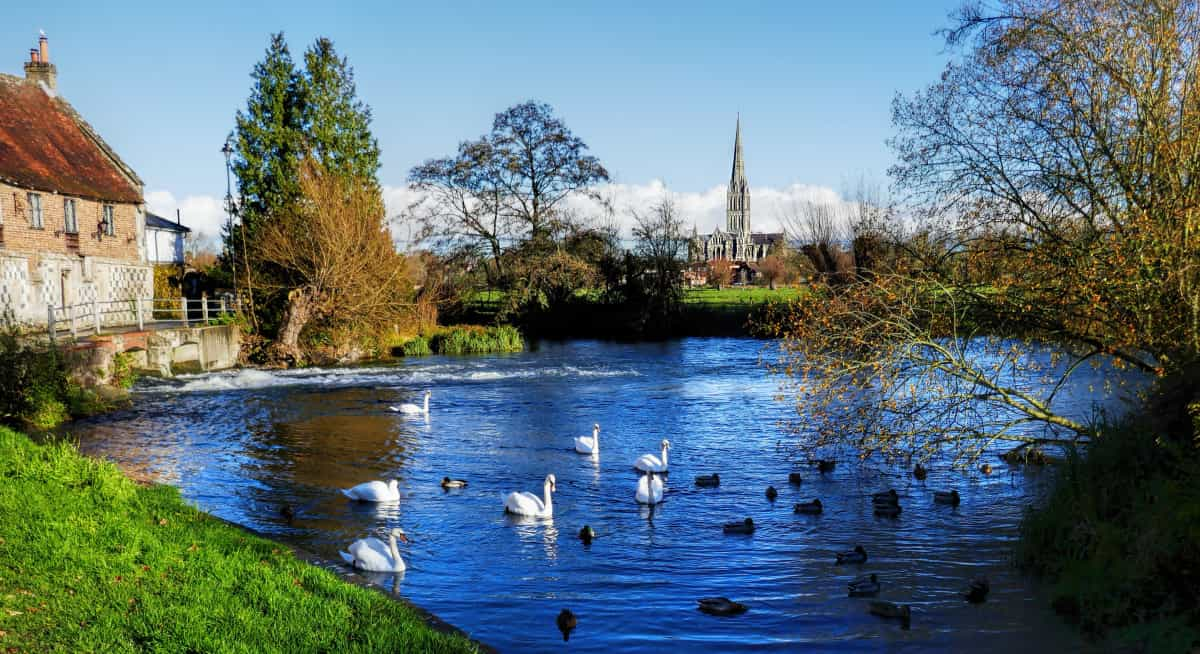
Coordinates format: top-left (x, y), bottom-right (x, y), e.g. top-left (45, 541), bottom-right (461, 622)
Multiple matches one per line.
top-left (102, 205), bottom-right (115, 236)
top-left (63, 198), bottom-right (78, 234)
top-left (27, 193), bottom-right (42, 229)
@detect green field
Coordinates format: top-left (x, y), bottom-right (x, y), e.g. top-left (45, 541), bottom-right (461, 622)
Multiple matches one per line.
top-left (0, 427), bottom-right (479, 653)
top-left (681, 286), bottom-right (803, 305)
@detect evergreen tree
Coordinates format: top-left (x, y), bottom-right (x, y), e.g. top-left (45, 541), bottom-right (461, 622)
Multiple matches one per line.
top-left (231, 33), bottom-right (305, 246)
top-left (301, 38), bottom-right (381, 185)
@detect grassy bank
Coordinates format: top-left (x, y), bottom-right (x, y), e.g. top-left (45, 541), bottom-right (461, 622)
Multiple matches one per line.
top-left (0, 427), bottom-right (478, 653)
top-left (394, 324), bottom-right (523, 357)
top-left (1016, 415), bottom-right (1200, 652)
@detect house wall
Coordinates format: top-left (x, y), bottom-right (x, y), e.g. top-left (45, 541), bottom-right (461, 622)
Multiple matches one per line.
top-left (0, 181), bottom-right (151, 326)
top-left (147, 228), bottom-right (184, 264)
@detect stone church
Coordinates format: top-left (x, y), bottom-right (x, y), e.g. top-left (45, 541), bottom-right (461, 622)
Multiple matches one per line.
top-left (689, 117), bottom-right (784, 275)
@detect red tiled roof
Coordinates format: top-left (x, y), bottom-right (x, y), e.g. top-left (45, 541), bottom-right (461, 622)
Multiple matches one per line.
top-left (0, 74), bottom-right (141, 204)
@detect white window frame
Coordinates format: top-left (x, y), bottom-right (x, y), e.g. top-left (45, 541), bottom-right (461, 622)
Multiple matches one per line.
top-left (102, 205), bottom-right (115, 236)
top-left (63, 198), bottom-right (78, 234)
top-left (27, 193), bottom-right (43, 229)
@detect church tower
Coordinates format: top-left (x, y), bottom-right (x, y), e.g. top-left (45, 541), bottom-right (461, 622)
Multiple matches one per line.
top-left (726, 115), bottom-right (751, 235)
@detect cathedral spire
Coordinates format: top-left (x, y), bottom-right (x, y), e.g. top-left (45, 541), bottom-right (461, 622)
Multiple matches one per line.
top-left (726, 115), bottom-right (750, 234)
top-left (731, 113), bottom-right (746, 185)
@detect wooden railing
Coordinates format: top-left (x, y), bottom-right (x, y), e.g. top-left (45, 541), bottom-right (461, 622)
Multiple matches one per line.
top-left (47, 295), bottom-right (241, 341)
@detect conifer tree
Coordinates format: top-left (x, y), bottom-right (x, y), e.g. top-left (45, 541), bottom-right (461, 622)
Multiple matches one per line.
top-left (302, 38), bottom-right (381, 185)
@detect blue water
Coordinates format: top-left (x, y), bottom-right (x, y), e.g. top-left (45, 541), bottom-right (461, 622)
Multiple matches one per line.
top-left (67, 338), bottom-right (1102, 652)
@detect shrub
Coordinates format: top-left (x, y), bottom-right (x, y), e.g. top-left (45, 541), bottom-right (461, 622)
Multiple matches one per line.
top-left (429, 325), bottom-right (523, 355)
top-left (1017, 417), bottom-right (1200, 650)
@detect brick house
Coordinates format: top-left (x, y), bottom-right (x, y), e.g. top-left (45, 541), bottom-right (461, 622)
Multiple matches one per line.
top-left (0, 33), bottom-right (152, 326)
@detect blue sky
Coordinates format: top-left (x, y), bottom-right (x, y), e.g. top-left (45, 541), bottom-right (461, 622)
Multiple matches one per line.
top-left (2, 1), bottom-right (959, 237)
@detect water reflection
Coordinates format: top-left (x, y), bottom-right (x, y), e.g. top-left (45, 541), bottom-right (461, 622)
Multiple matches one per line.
top-left (65, 338), bottom-right (1112, 653)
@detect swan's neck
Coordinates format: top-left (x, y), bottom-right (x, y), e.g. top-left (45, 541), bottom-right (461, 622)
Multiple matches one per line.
top-left (661, 446), bottom-right (669, 467)
top-left (423, 395), bottom-right (430, 413)
top-left (592, 427), bottom-right (600, 451)
top-left (387, 533), bottom-right (400, 562)
top-left (543, 482), bottom-right (554, 513)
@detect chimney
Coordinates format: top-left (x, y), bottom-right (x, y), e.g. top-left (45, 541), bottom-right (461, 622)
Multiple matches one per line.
top-left (23, 31), bottom-right (57, 90)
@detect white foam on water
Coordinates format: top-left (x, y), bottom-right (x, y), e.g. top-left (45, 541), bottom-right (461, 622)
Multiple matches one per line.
top-left (144, 362), bottom-right (641, 394)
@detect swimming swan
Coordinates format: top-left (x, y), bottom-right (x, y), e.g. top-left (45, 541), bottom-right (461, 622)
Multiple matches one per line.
top-left (636, 471), bottom-right (664, 504)
top-left (391, 390), bottom-right (431, 415)
top-left (634, 439), bottom-right (670, 473)
top-left (504, 474), bottom-right (557, 518)
top-left (574, 423), bottom-right (600, 455)
top-left (342, 479), bottom-right (400, 502)
top-left (339, 528), bottom-right (408, 572)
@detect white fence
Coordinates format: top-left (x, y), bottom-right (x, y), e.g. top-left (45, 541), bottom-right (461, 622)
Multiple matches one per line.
top-left (47, 295), bottom-right (242, 340)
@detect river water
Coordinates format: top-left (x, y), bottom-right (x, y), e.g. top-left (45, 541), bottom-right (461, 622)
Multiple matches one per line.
top-left (66, 338), bottom-right (1101, 652)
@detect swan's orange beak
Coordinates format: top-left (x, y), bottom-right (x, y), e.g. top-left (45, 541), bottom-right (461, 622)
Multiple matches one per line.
top-left (398, 533), bottom-right (409, 543)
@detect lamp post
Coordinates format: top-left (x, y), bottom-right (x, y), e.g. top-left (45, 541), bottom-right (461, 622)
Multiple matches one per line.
top-left (221, 137), bottom-right (237, 290)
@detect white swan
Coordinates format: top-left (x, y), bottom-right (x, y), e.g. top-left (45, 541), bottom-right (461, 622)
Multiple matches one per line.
top-left (574, 423), bottom-right (600, 455)
top-left (503, 473), bottom-right (556, 518)
top-left (391, 390), bottom-right (430, 415)
top-left (634, 439), bottom-right (670, 473)
top-left (636, 470), bottom-right (664, 504)
top-left (341, 479), bottom-right (400, 502)
top-left (339, 528), bottom-right (407, 572)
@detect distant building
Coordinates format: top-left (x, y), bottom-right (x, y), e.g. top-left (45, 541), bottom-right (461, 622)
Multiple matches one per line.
top-left (0, 33), bottom-right (151, 325)
top-left (145, 212), bottom-right (190, 265)
top-left (689, 117), bottom-right (784, 283)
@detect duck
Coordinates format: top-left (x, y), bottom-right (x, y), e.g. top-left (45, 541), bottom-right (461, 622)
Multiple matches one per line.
top-left (341, 479), bottom-right (400, 502)
top-left (980, 463), bottom-right (992, 475)
top-left (869, 600), bottom-right (911, 629)
top-left (723, 517), bottom-right (755, 534)
top-left (848, 573), bottom-right (881, 597)
top-left (836, 545), bottom-right (868, 564)
top-left (933, 489), bottom-right (960, 506)
top-left (556, 608), bottom-right (577, 642)
top-left (441, 477), bottom-right (468, 489)
top-left (963, 576), bottom-right (990, 603)
top-left (794, 499), bottom-right (823, 514)
top-left (697, 597), bottom-right (748, 616)
top-left (913, 463), bottom-right (928, 480)
top-left (695, 473), bottom-right (720, 487)
top-left (339, 528), bottom-right (408, 572)
top-left (871, 489), bottom-right (899, 504)
top-left (579, 525), bottom-right (595, 545)
top-left (765, 486), bottom-right (778, 501)
top-left (279, 504), bottom-right (295, 525)
top-left (634, 439), bottom-right (670, 473)
top-left (788, 472), bottom-right (803, 485)
top-left (574, 423), bottom-right (600, 455)
top-left (503, 473), bottom-right (556, 518)
top-left (636, 471), bottom-right (664, 505)
top-left (816, 460), bottom-right (836, 473)
top-left (391, 390), bottom-right (431, 416)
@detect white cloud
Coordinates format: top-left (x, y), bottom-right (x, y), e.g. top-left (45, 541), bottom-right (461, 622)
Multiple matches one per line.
top-left (145, 190), bottom-right (227, 240)
top-left (145, 180), bottom-right (851, 251)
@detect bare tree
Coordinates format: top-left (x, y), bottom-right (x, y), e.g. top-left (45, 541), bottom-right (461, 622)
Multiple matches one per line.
top-left (779, 199), bottom-right (851, 282)
top-left (255, 159), bottom-right (415, 363)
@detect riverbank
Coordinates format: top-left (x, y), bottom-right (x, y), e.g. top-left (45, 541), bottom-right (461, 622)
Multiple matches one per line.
top-left (0, 427), bottom-right (480, 653)
top-left (1016, 392), bottom-right (1200, 651)
top-left (448, 286), bottom-right (801, 338)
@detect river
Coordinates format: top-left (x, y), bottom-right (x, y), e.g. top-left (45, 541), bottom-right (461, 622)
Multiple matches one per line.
top-left (66, 338), bottom-right (1099, 652)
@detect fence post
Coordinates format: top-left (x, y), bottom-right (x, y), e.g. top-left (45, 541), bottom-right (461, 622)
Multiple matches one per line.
top-left (47, 305), bottom-right (56, 342)
top-left (92, 299), bottom-right (101, 334)
top-left (180, 296), bottom-right (188, 326)
top-left (201, 292), bottom-right (209, 323)
top-left (136, 297), bottom-right (145, 331)
top-left (220, 297), bottom-right (227, 315)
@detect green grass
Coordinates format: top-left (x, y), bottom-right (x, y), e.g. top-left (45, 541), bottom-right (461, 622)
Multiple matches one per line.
top-left (394, 325), bottom-right (523, 357)
top-left (0, 427), bottom-right (479, 653)
top-left (682, 286), bottom-right (804, 305)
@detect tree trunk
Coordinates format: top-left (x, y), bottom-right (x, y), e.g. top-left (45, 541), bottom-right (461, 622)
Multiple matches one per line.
top-left (273, 285), bottom-right (318, 365)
